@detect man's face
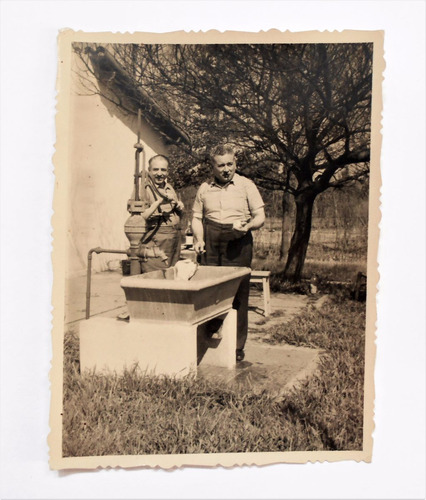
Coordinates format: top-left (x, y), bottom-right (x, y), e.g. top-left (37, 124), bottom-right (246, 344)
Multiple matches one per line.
top-left (149, 157), bottom-right (169, 187)
top-left (212, 153), bottom-right (236, 184)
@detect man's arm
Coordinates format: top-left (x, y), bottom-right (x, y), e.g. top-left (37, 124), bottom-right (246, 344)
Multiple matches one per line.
top-left (191, 184), bottom-right (206, 254)
top-left (233, 207), bottom-right (265, 234)
top-left (168, 185), bottom-right (185, 213)
top-left (141, 198), bottom-right (163, 219)
top-left (242, 178), bottom-right (265, 232)
top-left (244, 207), bottom-right (265, 231)
top-left (192, 217), bottom-right (205, 254)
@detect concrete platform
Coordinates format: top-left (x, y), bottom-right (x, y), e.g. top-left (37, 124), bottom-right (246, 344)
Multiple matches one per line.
top-left (198, 342), bottom-right (320, 399)
top-left (80, 317), bottom-right (197, 377)
top-left (65, 270), bottom-right (320, 394)
top-left (80, 309), bottom-right (238, 378)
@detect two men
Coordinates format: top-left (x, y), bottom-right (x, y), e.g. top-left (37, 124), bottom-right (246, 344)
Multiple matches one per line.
top-left (192, 144), bottom-right (265, 361)
top-left (138, 147), bottom-right (265, 363)
top-left (139, 154), bottom-right (184, 272)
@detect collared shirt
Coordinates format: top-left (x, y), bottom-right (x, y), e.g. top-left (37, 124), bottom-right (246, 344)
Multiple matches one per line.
top-left (133, 181), bottom-right (181, 228)
top-left (192, 173), bottom-right (264, 224)
top-left (147, 181), bottom-right (181, 228)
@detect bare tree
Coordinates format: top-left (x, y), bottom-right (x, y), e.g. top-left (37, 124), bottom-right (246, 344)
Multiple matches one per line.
top-left (74, 42), bottom-right (372, 281)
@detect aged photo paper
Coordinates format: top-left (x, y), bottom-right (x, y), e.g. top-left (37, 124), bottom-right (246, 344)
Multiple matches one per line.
top-left (50, 29), bottom-right (383, 470)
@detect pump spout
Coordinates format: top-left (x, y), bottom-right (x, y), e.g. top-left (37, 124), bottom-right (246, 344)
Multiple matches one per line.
top-left (138, 244), bottom-right (168, 267)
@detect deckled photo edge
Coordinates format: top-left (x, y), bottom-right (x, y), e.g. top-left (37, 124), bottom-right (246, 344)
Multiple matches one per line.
top-left (49, 29), bottom-right (384, 470)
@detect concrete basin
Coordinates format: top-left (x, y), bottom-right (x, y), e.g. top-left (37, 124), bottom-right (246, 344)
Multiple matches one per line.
top-left (121, 265), bottom-right (251, 324)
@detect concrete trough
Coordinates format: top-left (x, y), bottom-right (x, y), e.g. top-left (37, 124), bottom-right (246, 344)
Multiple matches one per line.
top-left (81, 265), bottom-right (250, 377)
top-left (120, 265), bottom-right (251, 324)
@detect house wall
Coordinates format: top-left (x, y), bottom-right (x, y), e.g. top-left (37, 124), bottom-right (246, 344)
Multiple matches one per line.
top-left (67, 69), bottom-right (169, 276)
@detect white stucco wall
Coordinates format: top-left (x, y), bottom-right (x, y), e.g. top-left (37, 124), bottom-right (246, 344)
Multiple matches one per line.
top-left (67, 65), bottom-right (169, 276)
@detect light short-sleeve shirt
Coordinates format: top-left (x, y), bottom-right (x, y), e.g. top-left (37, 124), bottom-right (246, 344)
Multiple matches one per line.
top-left (145, 181), bottom-right (181, 228)
top-left (192, 173), bottom-right (264, 225)
top-left (132, 181), bottom-right (181, 228)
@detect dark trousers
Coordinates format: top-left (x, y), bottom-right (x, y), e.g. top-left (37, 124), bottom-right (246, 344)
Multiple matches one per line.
top-left (201, 220), bottom-right (252, 351)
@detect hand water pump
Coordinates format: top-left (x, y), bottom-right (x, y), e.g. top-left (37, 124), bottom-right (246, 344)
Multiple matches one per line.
top-left (124, 109), bottom-right (151, 275)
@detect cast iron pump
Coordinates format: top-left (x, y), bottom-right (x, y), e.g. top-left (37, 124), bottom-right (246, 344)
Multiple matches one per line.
top-left (124, 109), bottom-right (168, 275)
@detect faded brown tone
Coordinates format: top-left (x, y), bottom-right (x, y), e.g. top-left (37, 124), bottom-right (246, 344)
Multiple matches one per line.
top-left (50, 29), bottom-right (383, 470)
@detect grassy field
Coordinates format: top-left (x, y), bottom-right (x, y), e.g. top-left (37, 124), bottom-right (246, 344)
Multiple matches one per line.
top-left (251, 221), bottom-right (367, 290)
top-left (63, 297), bottom-right (365, 456)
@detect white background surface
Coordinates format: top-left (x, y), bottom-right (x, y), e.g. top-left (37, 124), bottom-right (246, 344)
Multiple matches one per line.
top-left (0, 1), bottom-right (425, 499)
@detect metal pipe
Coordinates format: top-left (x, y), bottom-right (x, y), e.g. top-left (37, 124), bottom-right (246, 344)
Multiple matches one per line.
top-left (137, 108), bottom-right (141, 143)
top-left (85, 245), bottom-right (168, 320)
top-left (134, 149), bottom-right (140, 202)
top-left (86, 247), bottom-right (129, 320)
top-left (134, 109), bottom-right (142, 202)
top-left (141, 145), bottom-right (147, 203)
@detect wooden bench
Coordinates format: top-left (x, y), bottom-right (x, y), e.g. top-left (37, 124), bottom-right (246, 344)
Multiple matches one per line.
top-left (250, 270), bottom-right (271, 317)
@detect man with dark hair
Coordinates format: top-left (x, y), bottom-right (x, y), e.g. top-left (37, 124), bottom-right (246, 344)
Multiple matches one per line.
top-left (192, 144), bottom-right (265, 362)
top-left (139, 154), bottom-right (184, 272)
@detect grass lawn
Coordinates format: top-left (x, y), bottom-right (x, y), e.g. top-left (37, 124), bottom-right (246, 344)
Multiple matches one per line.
top-left (63, 297), bottom-right (365, 456)
top-left (252, 223), bottom-right (367, 286)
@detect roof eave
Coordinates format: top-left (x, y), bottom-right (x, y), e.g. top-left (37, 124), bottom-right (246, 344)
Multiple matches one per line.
top-left (89, 47), bottom-right (191, 147)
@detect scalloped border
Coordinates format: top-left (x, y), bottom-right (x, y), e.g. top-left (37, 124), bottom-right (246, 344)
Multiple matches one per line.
top-left (49, 28), bottom-right (383, 470)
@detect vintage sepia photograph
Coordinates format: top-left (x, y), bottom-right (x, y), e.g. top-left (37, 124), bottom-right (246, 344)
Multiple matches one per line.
top-left (50, 29), bottom-right (383, 469)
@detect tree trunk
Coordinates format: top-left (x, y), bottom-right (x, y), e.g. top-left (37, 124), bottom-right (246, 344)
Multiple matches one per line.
top-left (283, 192), bottom-right (317, 282)
top-left (279, 190), bottom-right (291, 260)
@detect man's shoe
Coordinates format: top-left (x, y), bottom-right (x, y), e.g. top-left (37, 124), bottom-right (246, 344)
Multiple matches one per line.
top-left (210, 329), bottom-right (223, 340)
top-left (206, 318), bottom-right (223, 340)
top-left (236, 349), bottom-right (245, 362)
top-left (117, 311), bottom-right (130, 321)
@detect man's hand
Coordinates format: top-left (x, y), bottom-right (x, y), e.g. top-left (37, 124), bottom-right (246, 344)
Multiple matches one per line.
top-left (175, 200), bottom-right (185, 211)
top-left (194, 241), bottom-right (206, 255)
top-left (232, 220), bottom-right (248, 234)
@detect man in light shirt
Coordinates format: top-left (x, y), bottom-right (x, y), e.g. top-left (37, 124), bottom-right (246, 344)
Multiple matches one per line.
top-left (192, 144), bottom-right (265, 362)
